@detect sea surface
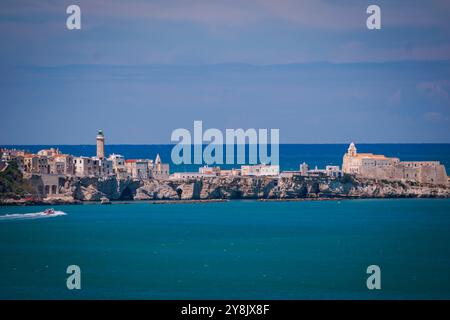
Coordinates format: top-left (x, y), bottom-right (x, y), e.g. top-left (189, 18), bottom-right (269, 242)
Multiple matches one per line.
top-left (0, 199), bottom-right (449, 299)
top-left (1, 144), bottom-right (450, 299)
top-left (2, 144), bottom-right (450, 172)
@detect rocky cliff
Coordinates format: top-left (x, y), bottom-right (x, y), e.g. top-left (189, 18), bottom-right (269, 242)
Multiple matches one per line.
top-left (2, 174), bottom-right (449, 205)
top-left (24, 175), bottom-right (142, 204)
top-left (135, 176), bottom-right (450, 200)
top-left (133, 175), bottom-right (449, 200)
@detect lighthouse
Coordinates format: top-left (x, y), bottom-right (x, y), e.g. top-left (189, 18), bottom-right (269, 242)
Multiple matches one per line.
top-left (96, 130), bottom-right (105, 159)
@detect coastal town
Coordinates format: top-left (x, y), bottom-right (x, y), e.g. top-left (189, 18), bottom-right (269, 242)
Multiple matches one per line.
top-left (0, 130), bottom-right (448, 202)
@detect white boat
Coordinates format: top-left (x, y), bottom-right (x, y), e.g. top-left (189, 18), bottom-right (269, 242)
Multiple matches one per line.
top-left (43, 208), bottom-right (55, 215)
top-left (100, 197), bottom-right (111, 205)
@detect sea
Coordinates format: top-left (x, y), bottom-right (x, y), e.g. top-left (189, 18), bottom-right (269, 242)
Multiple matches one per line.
top-left (0, 144), bottom-right (449, 299)
top-left (2, 143), bottom-right (450, 172)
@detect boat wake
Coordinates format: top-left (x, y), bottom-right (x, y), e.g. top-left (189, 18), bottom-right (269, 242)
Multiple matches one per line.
top-left (0, 210), bottom-right (66, 221)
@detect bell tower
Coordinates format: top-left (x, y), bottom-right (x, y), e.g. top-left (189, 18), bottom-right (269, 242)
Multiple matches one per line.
top-left (96, 130), bottom-right (105, 159)
top-left (347, 142), bottom-right (357, 157)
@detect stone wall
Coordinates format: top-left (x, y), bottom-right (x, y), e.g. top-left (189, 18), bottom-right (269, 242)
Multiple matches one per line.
top-left (359, 161), bottom-right (448, 186)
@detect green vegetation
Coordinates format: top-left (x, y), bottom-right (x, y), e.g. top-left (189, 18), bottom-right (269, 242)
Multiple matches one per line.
top-left (0, 161), bottom-right (36, 199)
top-left (340, 174), bottom-right (356, 185)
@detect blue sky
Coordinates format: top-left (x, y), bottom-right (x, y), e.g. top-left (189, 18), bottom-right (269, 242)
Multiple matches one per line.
top-left (0, 0), bottom-right (449, 144)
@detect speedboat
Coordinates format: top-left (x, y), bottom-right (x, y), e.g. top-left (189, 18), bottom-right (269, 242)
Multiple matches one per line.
top-left (43, 208), bottom-right (55, 215)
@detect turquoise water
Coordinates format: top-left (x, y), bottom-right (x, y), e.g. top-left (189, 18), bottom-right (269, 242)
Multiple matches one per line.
top-left (0, 199), bottom-right (449, 299)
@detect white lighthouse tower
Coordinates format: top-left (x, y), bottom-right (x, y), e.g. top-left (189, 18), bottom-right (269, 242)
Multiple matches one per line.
top-left (96, 130), bottom-right (105, 160)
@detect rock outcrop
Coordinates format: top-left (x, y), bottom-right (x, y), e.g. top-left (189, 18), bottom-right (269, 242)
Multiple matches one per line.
top-left (27, 175), bottom-right (142, 203)
top-left (2, 174), bottom-right (449, 205)
top-left (134, 175), bottom-right (450, 200)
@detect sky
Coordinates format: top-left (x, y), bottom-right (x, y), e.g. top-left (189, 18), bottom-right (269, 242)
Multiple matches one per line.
top-left (0, 0), bottom-right (449, 144)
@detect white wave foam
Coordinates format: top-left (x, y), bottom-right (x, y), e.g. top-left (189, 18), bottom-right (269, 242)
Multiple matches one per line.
top-left (0, 211), bottom-right (66, 221)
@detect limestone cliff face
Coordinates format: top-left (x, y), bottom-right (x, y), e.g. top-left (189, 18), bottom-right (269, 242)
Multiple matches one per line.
top-left (73, 177), bottom-right (141, 201)
top-left (134, 176), bottom-right (450, 200)
top-left (26, 174), bottom-right (450, 204)
top-left (347, 179), bottom-right (450, 198)
top-left (134, 179), bottom-right (179, 200)
top-left (30, 176), bottom-right (142, 202)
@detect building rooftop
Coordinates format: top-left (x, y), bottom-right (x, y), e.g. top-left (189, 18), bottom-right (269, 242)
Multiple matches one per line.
top-left (353, 153), bottom-right (391, 160)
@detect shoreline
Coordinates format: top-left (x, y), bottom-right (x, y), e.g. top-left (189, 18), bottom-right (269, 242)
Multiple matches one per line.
top-left (1, 195), bottom-right (449, 206)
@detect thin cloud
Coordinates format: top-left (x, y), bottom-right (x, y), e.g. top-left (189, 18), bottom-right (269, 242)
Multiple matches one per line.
top-left (417, 81), bottom-right (450, 100)
top-left (2, 0), bottom-right (450, 30)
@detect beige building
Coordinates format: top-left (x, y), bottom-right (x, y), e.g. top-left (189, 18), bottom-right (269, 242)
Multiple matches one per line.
top-left (49, 154), bottom-right (74, 175)
top-left (37, 148), bottom-right (60, 157)
top-left (37, 149), bottom-right (74, 175)
top-left (23, 154), bottom-right (50, 174)
top-left (342, 143), bottom-right (448, 186)
top-left (125, 159), bottom-right (150, 179)
top-left (108, 154), bottom-right (128, 179)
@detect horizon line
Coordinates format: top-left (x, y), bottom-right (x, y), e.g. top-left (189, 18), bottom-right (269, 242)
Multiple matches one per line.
top-left (2, 142), bottom-right (450, 146)
top-left (16, 59), bottom-right (450, 70)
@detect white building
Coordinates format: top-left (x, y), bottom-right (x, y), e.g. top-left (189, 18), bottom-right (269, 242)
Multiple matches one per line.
top-left (199, 165), bottom-right (220, 176)
top-left (325, 165), bottom-right (342, 178)
top-left (73, 157), bottom-right (112, 177)
top-left (74, 157), bottom-right (98, 177)
top-left (299, 162), bottom-right (309, 176)
top-left (241, 164), bottom-right (280, 176)
top-left (306, 165), bottom-right (326, 177)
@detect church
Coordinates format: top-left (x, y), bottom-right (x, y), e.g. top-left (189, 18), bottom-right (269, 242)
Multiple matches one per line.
top-left (342, 143), bottom-right (448, 186)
